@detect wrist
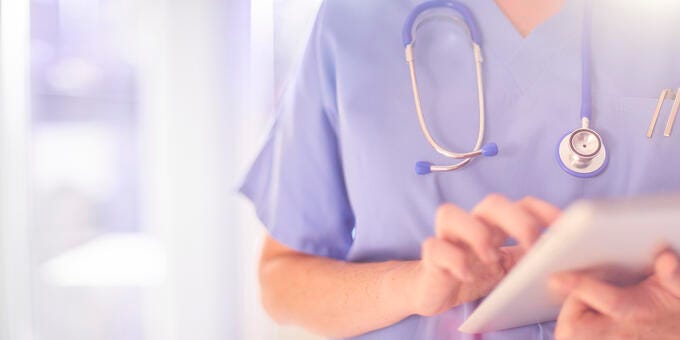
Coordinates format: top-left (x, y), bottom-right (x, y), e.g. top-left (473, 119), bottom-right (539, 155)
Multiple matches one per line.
top-left (380, 260), bottom-right (420, 317)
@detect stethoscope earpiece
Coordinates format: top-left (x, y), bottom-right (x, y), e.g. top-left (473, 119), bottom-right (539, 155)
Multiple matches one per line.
top-left (415, 161), bottom-right (433, 175)
top-left (481, 143), bottom-right (499, 157)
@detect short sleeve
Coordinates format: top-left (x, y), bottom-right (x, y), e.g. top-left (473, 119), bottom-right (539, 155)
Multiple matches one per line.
top-left (239, 2), bottom-right (355, 260)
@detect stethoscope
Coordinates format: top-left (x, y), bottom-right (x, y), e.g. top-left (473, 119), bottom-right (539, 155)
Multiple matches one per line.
top-left (403, 0), bottom-right (608, 178)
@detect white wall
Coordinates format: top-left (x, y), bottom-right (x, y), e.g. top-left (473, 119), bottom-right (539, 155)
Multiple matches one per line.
top-left (0, 0), bottom-right (324, 339)
top-left (137, 0), bottom-right (238, 339)
top-left (0, 0), bottom-right (33, 339)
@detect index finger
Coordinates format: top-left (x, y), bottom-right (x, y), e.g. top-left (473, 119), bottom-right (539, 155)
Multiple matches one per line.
top-left (472, 194), bottom-right (543, 249)
top-left (435, 203), bottom-right (504, 263)
top-left (516, 196), bottom-right (562, 227)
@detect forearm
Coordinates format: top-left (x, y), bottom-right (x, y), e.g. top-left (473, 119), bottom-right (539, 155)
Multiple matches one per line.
top-left (259, 248), bottom-right (419, 338)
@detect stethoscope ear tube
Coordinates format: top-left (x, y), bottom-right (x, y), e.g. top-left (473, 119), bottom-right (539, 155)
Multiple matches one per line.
top-left (404, 1), bottom-right (497, 175)
top-left (402, 0), bottom-right (482, 47)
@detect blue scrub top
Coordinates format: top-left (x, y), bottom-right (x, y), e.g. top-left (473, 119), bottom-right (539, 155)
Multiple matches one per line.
top-left (240, 0), bottom-right (680, 339)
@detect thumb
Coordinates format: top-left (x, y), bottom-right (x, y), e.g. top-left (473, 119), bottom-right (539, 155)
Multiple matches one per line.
top-left (655, 250), bottom-right (680, 298)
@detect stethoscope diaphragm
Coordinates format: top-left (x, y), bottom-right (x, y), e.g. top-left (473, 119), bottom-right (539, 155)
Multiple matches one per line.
top-left (557, 127), bottom-right (608, 177)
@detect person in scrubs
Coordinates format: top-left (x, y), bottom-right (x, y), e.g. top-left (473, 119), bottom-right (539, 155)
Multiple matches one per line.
top-left (240, 0), bottom-right (680, 338)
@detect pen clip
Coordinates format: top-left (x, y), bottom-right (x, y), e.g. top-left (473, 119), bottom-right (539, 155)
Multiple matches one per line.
top-left (664, 88), bottom-right (680, 137)
top-left (647, 89), bottom-right (678, 138)
top-left (647, 88), bottom-right (671, 138)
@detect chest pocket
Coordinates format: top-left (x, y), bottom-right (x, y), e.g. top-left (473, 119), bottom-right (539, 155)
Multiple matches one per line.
top-left (622, 98), bottom-right (680, 191)
top-left (594, 96), bottom-right (680, 197)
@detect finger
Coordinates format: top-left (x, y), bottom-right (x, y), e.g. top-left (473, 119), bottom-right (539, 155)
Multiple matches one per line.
top-left (554, 273), bottom-right (631, 319)
top-left (421, 237), bottom-right (473, 281)
top-left (516, 196), bottom-right (562, 227)
top-left (472, 194), bottom-right (543, 249)
top-left (655, 250), bottom-right (680, 298)
top-left (556, 294), bottom-right (589, 334)
top-left (498, 246), bottom-right (525, 273)
top-left (555, 294), bottom-right (604, 340)
top-left (435, 203), bottom-right (503, 263)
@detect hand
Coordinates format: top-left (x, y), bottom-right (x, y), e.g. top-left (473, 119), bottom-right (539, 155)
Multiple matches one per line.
top-left (411, 194), bottom-right (561, 316)
top-left (553, 250), bottom-right (680, 340)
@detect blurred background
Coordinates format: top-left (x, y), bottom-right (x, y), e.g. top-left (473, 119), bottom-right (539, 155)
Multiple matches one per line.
top-left (0, 0), bottom-right (323, 339)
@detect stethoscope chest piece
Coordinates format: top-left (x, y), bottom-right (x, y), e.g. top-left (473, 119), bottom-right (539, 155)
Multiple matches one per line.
top-left (557, 127), bottom-right (608, 177)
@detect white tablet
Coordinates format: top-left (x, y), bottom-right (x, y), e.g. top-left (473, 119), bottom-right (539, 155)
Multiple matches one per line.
top-left (459, 194), bottom-right (680, 334)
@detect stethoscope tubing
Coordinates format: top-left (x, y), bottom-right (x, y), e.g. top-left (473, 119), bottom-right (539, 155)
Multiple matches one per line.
top-left (404, 1), bottom-right (497, 175)
top-left (402, 0), bottom-right (481, 47)
top-left (580, 0), bottom-right (592, 121)
top-left (405, 43), bottom-right (486, 160)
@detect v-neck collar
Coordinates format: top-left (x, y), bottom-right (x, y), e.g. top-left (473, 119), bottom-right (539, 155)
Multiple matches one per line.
top-left (406, 0), bottom-right (587, 93)
top-left (473, 1), bottom-right (581, 58)
top-left (467, 0), bottom-right (585, 93)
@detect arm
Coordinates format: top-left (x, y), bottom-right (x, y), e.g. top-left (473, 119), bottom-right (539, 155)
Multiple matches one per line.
top-left (259, 236), bottom-right (419, 338)
top-left (259, 195), bottom-right (561, 338)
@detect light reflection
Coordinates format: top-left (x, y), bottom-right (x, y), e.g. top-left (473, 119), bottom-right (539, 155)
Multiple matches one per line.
top-left (45, 57), bottom-right (101, 95)
top-left (41, 233), bottom-right (166, 287)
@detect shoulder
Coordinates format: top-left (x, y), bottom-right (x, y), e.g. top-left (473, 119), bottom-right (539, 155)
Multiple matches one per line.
top-left (319, 0), bottom-right (412, 19)
top-left (315, 0), bottom-right (414, 42)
